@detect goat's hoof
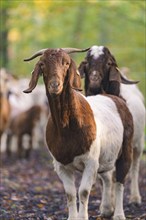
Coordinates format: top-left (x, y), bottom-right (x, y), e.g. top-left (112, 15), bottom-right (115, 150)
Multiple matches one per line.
top-left (112, 215), bottom-right (126, 220)
top-left (100, 212), bottom-right (113, 218)
top-left (77, 217), bottom-right (88, 220)
top-left (67, 217), bottom-right (78, 220)
top-left (77, 216), bottom-right (88, 220)
top-left (129, 196), bottom-right (141, 205)
top-left (100, 206), bottom-right (114, 218)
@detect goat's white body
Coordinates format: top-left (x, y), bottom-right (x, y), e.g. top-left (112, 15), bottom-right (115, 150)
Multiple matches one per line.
top-left (120, 84), bottom-right (145, 203)
top-left (53, 94), bottom-right (125, 220)
top-left (86, 95), bottom-right (124, 172)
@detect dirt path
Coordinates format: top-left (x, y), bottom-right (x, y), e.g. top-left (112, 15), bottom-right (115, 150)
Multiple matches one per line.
top-left (1, 147), bottom-right (146, 220)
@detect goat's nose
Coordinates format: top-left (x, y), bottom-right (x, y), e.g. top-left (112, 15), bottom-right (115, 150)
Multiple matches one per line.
top-left (92, 71), bottom-right (97, 76)
top-left (50, 81), bottom-right (60, 89)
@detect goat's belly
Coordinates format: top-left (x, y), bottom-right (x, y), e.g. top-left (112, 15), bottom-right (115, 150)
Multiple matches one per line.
top-left (97, 132), bottom-right (123, 173)
top-left (98, 158), bottom-right (117, 173)
top-left (98, 141), bottom-right (122, 173)
top-left (95, 119), bottom-right (123, 173)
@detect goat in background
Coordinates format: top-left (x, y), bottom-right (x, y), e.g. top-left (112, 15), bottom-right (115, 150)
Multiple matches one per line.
top-left (78, 45), bottom-right (145, 205)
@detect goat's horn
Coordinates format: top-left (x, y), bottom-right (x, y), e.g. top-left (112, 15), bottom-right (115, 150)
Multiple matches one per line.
top-left (24, 49), bottom-right (48, 61)
top-left (120, 74), bottom-right (139, 84)
top-left (24, 47), bottom-right (90, 62)
top-left (61, 48), bottom-right (90, 54)
top-left (116, 68), bottom-right (139, 84)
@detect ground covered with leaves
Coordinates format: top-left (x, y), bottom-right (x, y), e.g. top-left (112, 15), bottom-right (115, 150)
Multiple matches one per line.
top-left (1, 147), bottom-right (146, 220)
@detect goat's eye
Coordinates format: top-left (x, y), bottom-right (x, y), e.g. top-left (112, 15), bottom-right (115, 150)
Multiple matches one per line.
top-left (62, 60), bottom-right (69, 66)
top-left (107, 62), bottom-right (111, 66)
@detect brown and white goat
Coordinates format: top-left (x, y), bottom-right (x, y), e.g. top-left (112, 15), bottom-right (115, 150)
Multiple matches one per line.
top-left (79, 45), bottom-right (145, 205)
top-left (6, 105), bottom-right (42, 158)
top-left (23, 48), bottom-right (133, 220)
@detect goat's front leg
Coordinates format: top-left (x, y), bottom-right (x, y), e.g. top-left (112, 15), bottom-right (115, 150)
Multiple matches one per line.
top-left (78, 159), bottom-right (98, 220)
top-left (54, 162), bottom-right (78, 220)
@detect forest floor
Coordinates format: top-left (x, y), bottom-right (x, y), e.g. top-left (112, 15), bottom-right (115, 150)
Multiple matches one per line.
top-left (0, 146), bottom-right (146, 220)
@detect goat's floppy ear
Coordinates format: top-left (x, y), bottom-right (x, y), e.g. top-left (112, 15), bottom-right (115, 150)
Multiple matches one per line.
top-left (23, 63), bottom-right (41, 93)
top-left (78, 60), bottom-right (87, 78)
top-left (109, 66), bottom-right (139, 85)
top-left (109, 65), bottom-right (121, 82)
top-left (105, 65), bottom-right (121, 96)
top-left (68, 59), bottom-right (82, 91)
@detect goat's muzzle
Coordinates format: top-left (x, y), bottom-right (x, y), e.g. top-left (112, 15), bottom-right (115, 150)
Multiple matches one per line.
top-left (48, 80), bottom-right (62, 95)
top-left (89, 71), bottom-right (102, 85)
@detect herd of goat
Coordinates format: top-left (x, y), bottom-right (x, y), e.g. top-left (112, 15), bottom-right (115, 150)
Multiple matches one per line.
top-left (0, 46), bottom-right (145, 220)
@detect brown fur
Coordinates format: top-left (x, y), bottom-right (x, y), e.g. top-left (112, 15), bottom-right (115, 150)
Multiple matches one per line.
top-left (79, 47), bottom-right (123, 96)
top-left (6, 105), bottom-right (42, 158)
top-left (44, 51), bottom-right (96, 164)
top-left (24, 49), bottom-right (96, 165)
top-left (46, 90), bottom-right (96, 165)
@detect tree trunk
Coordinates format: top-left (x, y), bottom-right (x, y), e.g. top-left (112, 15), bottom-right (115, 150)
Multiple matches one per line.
top-left (0, 8), bottom-right (9, 68)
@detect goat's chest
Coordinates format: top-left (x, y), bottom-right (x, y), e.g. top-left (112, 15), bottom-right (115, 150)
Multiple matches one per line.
top-left (46, 119), bottom-right (96, 165)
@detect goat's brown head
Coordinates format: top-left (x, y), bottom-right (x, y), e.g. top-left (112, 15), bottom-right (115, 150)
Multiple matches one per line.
top-left (23, 48), bottom-right (89, 95)
top-left (79, 45), bottom-right (139, 96)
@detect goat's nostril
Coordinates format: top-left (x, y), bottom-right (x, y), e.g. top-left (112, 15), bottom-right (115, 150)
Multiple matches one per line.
top-left (50, 81), bottom-right (60, 89)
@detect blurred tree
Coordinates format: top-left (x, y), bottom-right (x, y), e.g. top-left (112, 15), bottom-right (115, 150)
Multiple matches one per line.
top-left (0, 6), bottom-right (9, 68)
top-left (71, 2), bottom-right (87, 46)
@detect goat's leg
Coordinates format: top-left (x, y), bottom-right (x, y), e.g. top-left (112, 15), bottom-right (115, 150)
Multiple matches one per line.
top-left (25, 135), bottom-right (32, 158)
top-left (6, 133), bottom-right (12, 157)
top-left (78, 160), bottom-right (98, 220)
top-left (55, 162), bottom-right (78, 220)
top-left (99, 171), bottom-right (114, 217)
top-left (130, 146), bottom-right (143, 205)
top-left (113, 144), bottom-right (132, 220)
top-left (18, 136), bottom-right (23, 158)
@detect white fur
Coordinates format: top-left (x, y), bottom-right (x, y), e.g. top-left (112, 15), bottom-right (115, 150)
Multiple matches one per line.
top-left (87, 95), bottom-right (123, 173)
top-left (120, 84), bottom-right (145, 204)
top-left (54, 140), bottom-right (99, 220)
top-left (90, 45), bottom-right (104, 59)
top-left (113, 183), bottom-right (125, 220)
top-left (53, 94), bottom-right (125, 220)
top-left (99, 171), bottom-right (114, 217)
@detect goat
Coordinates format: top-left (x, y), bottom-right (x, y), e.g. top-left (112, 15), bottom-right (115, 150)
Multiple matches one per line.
top-left (6, 105), bottom-right (43, 158)
top-left (79, 45), bottom-right (145, 205)
top-left (23, 47), bottom-right (134, 220)
top-left (0, 94), bottom-right (11, 138)
top-left (0, 69), bottom-right (11, 138)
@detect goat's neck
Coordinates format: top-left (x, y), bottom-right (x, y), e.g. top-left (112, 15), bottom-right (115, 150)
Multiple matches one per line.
top-left (46, 87), bottom-right (80, 130)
